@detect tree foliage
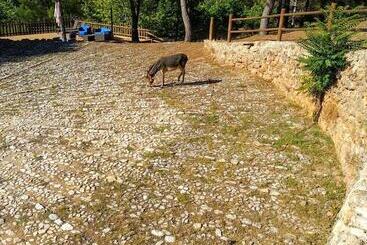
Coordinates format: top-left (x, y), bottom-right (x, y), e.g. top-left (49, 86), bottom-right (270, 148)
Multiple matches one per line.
top-left (299, 6), bottom-right (365, 121)
top-left (0, 0), bottom-right (16, 21)
top-left (0, 0), bottom-right (365, 39)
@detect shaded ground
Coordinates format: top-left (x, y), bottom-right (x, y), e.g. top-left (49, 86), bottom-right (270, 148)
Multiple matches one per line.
top-left (0, 41), bottom-right (345, 244)
top-left (0, 38), bottom-right (79, 68)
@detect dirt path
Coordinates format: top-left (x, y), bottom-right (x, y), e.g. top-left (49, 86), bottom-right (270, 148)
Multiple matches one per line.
top-left (0, 42), bottom-right (345, 244)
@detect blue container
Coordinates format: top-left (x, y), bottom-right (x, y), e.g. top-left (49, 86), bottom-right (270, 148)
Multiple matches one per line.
top-left (79, 24), bottom-right (92, 36)
top-left (95, 27), bottom-right (111, 35)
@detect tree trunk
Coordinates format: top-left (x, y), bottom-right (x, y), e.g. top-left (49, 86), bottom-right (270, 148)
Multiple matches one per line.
top-left (259, 0), bottom-right (275, 35)
top-left (180, 0), bottom-right (192, 42)
top-left (313, 93), bottom-right (325, 123)
top-left (300, 0), bottom-right (310, 27)
top-left (129, 0), bottom-right (141, 43)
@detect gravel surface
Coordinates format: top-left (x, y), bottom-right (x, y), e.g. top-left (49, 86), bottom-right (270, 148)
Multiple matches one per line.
top-left (0, 41), bottom-right (345, 244)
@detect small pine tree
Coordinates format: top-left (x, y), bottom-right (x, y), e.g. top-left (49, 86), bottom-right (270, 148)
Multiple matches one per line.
top-left (299, 6), bottom-right (365, 122)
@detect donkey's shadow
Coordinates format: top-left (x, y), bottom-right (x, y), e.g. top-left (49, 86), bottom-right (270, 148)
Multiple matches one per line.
top-left (152, 79), bottom-right (222, 88)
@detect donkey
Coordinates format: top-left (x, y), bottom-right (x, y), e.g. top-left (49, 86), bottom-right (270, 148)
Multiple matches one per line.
top-left (147, 53), bottom-right (188, 87)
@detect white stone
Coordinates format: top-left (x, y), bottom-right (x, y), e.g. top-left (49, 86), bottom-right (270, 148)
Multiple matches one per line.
top-left (20, 195), bottom-right (29, 200)
top-left (214, 210), bottom-right (223, 215)
top-left (215, 228), bottom-right (222, 237)
top-left (102, 228), bottom-right (111, 233)
top-left (151, 229), bottom-right (164, 237)
top-left (226, 214), bottom-right (236, 220)
top-left (270, 190), bottom-right (280, 196)
top-left (230, 159), bottom-right (239, 165)
top-left (35, 203), bottom-right (44, 210)
top-left (193, 223), bottom-right (202, 230)
top-left (60, 223), bottom-right (73, 231)
top-left (106, 176), bottom-right (116, 183)
top-left (54, 219), bottom-right (63, 226)
top-left (164, 235), bottom-right (175, 243)
top-left (48, 214), bottom-right (58, 221)
top-left (5, 230), bottom-right (14, 236)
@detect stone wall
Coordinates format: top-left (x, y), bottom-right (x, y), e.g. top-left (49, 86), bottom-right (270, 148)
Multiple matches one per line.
top-left (204, 40), bottom-right (367, 244)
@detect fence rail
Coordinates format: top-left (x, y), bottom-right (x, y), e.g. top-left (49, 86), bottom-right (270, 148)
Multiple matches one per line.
top-left (220, 4), bottom-right (367, 42)
top-left (0, 19), bottom-right (74, 37)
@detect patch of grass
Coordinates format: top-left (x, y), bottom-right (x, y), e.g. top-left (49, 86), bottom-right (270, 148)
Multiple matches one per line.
top-left (153, 125), bottom-right (170, 133)
top-left (185, 135), bottom-right (212, 144)
top-left (186, 112), bottom-right (219, 128)
top-left (33, 154), bottom-right (43, 161)
top-left (364, 121), bottom-right (367, 131)
top-left (126, 145), bottom-right (135, 152)
top-left (205, 112), bottom-right (220, 125)
top-left (176, 193), bottom-right (191, 205)
top-left (268, 124), bottom-right (335, 161)
top-left (158, 90), bottom-right (185, 110)
top-left (214, 162), bottom-right (232, 177)
top-left (283, 176), bottom-right (300, 190)
top-left (79, 140), bottom-right (93, 150)
top-left (321, 176), bottom-right (345, 201)
top-left (273, 130), bottom-right (308, 149)
top-left (143, 149), bottom-right (173, 160)
top-left (55, 205), bottom-right (71, 220)
top-left (0, 132), bottom-right (9, 150)
top-left (15, 214), bottom-right (29, 226)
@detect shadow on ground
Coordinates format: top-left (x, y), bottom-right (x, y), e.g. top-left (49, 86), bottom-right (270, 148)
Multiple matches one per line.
top-left (152, 79), bottom-right (222, 88)
top-left (0, 38), bottom-right (78, 64)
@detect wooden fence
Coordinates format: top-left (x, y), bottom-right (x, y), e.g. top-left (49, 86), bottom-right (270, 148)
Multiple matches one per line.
top-left (0, 19), bottom-right (163, 43)
top-left (0, 19), bottom-right (74, 37)
top-left (211, 3), bottom-right (367, 42)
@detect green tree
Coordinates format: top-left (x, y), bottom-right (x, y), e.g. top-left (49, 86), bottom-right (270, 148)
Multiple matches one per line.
top-left (0, 0), bottom-right (16, 21)
top-left (299, 6), bottom-right (365, 122)
top-left (140, 0), bottom-right (183, 40)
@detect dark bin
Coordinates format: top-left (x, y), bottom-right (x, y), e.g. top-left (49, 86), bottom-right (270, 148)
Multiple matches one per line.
top-left (66, 32), bottom-right (77, 42)
top-left (95, 27), bottom-right (112, 42)
top-left (82, 34), bottom-right (95, 41)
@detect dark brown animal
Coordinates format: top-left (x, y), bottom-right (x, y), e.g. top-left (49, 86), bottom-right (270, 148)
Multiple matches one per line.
top-left (147, 53), bottom-right (188, 87)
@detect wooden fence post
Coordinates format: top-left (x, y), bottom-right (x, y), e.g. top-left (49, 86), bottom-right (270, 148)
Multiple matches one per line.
top-left (227, 14), bottom-right (233, 42)
top-left (277, 8), bottom-right (286, 41)
top-left (209, 17), bottom-right (214, 40)
top-left (327, 2), bottom-right (337, 30)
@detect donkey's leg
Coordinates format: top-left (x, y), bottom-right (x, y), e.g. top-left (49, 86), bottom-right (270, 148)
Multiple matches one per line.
top-left (178, 66), bottom-right (184, 83)
top-left (177, 71), bottom-right (183, 83)
top-left (161, 70), bottom-right (165, 88)
top-left (181, 69), bottom-right (185, 83)
top-left (177, 73), bottom-right (182, 83)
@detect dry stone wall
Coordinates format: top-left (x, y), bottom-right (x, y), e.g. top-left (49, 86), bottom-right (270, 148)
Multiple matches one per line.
top-left (204, 40), bottom-right (367, 244)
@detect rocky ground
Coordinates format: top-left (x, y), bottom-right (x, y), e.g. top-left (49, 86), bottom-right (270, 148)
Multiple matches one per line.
top-left (0, 41), bottom-right (345, 244)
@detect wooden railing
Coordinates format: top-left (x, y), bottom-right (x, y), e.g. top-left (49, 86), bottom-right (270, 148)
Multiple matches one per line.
top-left (0, 19), bottom-right (74, 37)
top-left (78, 20), bottom-right (163, 42)
top-left (0, 19), bottom-right (163, 43)
top-left (221, 4), bottom-right (367, 42)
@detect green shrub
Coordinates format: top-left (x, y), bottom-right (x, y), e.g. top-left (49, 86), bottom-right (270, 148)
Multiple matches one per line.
top-left (299, 6), bottom-right (365, 122)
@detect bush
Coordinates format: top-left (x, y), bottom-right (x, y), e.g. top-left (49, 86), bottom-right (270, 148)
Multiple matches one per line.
top-left (299, 5), bottom-right (365, 122)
